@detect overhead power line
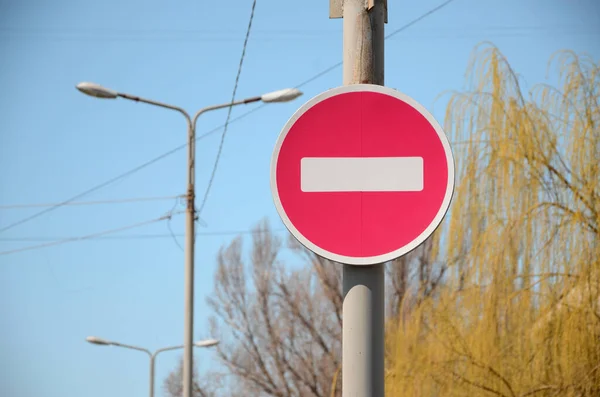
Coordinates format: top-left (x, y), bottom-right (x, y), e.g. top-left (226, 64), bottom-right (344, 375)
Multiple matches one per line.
top-left (196, 0), bottom-right (257, 219)
top-left (1, 25), bottom-right (597, 41)
top-left (0, 212), bottom-right (183, 256)
top-left (0, 195), bottom-right (183, 210)
top-left (0, 0), bottom-right (456, 235)
top-left (0, 227), bottom-right (288, 242)
top-left (386, 0), bottom-right (455, 39)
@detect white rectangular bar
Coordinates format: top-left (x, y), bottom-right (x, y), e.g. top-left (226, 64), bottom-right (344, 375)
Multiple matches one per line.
top-left (301, 157), bottom-right (424, 192)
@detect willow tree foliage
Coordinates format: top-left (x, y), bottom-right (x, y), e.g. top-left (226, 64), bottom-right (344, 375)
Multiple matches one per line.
top-left (386, 45), bottom-right (600, 396)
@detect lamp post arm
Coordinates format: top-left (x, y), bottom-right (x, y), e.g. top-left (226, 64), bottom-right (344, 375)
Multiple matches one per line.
top-left (191, 97), bottom-right (261, 129)
top-left (153, 344), bottom-right (185, 357)
top-left (117, 92), bottom-right (192, 127)
top-left (110, 341), bottom-right (152, 357)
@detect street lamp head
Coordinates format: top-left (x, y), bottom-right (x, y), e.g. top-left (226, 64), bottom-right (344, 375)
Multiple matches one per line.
top-left (194, 339), bottom-right (220, 348)
top-left (261, 88), bottom-right (303, 103)
top-left (86, 336), bottom-right (112, 346)
top-left (76, 82), bottom-right (119, 99)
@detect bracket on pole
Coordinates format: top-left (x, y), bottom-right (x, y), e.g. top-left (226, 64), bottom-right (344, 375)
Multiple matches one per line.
top-left (329, 0), bottom-right (388, 23)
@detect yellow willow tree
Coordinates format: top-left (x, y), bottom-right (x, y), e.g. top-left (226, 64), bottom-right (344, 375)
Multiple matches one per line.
top-left (386, 44), bottom-right (600, 396)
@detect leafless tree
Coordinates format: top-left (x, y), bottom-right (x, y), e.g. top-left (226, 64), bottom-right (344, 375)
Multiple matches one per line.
top-left (204, 219), bottom-right (341, 397)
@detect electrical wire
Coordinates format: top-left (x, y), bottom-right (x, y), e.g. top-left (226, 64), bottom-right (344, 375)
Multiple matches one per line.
top-left (386, 0), bottom-right (456, 40)
top-left (0, 212), bottom-right (183, 256)
top-left (166, 198), bottom-right (184, 251)
top-left (0, 195), bottom-right (182, 210)
top-left (1, 25), bottom-right (596, 42)
top-left (0, 0), bottom-right (456, 235)
top-left (195, 0), bottom-right (257, 219)
top-left (0, 227), bottom-right (288, 242)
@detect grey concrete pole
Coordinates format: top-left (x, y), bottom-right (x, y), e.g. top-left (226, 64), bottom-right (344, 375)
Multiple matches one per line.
top-left (341, 0), bottom-right (386, 396)
top-left (149, 354), bottom-right (156, 397)
top-left (183, 119), bottom-right (196, 397)
top-left (183, 99), bottom-right (260, 397)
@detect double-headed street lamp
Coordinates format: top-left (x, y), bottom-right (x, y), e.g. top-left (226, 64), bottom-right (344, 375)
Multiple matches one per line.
top-left (77, 82), bottom-right (302, 397)
top-left (86, 336), bottom-right (219, 397)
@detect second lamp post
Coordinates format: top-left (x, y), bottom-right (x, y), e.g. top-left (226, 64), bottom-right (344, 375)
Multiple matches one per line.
top-left (86, 336), bottom-right (219, 397)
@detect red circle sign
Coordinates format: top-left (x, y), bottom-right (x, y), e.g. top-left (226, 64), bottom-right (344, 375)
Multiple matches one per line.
top-left (271, 84), bottom-right (454, 265)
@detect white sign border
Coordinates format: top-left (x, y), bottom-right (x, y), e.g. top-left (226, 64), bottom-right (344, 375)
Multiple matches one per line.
top-left (270, 84), bottom-right (455, 266)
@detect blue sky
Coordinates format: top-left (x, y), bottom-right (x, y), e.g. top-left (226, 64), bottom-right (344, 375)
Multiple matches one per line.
top-left (0, 0), bottom-right (598, 396)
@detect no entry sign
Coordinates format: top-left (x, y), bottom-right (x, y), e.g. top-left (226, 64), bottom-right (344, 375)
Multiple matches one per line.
top-left (270, 84), bottom-right (454, 265)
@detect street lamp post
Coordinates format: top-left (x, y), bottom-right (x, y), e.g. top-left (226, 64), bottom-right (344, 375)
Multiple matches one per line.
top-left (86, 336), bottom-right (219, 397)
top-left (77, 82), bottom-right (302, 397)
